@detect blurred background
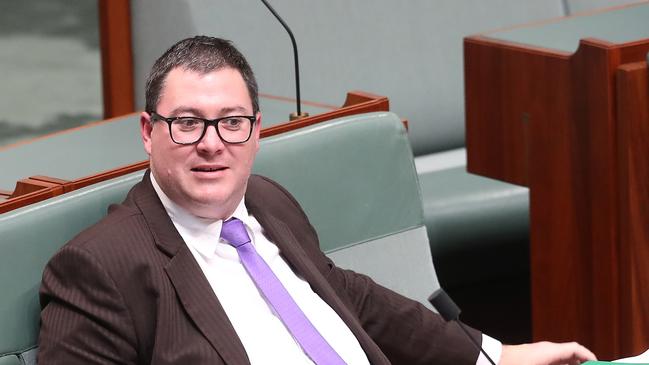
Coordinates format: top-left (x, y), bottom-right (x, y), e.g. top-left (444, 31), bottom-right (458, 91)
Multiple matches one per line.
top-left (0, 0), bottom-right (101, 147)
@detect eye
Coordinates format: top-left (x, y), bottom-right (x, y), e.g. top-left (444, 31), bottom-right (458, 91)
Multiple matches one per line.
top-left (221, 117), bottom-right (244, 130)
top-left (174, 118), bottom-right (202, 131)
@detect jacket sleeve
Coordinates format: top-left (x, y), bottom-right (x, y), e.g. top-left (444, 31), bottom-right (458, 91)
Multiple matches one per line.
top-left (325, 262), bottom-right (482, 365)
top-left (38, 245), bottom-right (139, 365)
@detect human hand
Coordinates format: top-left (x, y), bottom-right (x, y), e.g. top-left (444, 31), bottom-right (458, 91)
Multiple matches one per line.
top-left (499, 341), bottom-right (596, 365)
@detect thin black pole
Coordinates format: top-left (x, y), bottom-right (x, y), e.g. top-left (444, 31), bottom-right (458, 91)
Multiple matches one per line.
top-left (260, 0), bottom-right (302, 116)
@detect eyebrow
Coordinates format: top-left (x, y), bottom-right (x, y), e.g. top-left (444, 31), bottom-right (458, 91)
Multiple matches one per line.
top-left (168, 106), bottom-right (251, 117)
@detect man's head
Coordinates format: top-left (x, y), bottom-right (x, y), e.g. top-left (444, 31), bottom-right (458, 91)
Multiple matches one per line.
top-left (140, 36), bottom-right (261, 220)
top-left (145, 36), bottom-right (259, 114)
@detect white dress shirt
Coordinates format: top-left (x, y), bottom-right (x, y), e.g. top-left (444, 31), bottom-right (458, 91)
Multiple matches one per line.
top-left (150, 174), bottom-right (502, 365)
top-left (151, 175), bottom-right (370, 364)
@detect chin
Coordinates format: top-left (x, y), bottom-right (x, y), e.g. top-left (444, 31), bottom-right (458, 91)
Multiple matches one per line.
top-left (191, 195), bottom-right (237, 215)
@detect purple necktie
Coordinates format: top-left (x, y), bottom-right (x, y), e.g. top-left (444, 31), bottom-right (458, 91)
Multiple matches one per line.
top-left (220, 218), bottom-right (346, 365)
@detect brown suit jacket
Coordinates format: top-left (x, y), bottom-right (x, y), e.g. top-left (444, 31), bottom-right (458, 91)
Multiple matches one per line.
top-left (38, 172), bottom-right (481, 364)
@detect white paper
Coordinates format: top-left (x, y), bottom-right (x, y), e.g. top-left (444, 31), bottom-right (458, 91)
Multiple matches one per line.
top-left (614, 348), bottom-right (649, 363)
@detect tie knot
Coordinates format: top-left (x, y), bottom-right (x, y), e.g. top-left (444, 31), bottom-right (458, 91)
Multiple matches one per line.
top-left (220, 218), bottom-right (251, 248)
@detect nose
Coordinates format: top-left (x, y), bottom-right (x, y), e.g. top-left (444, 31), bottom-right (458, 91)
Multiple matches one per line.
top-left (196, 124), bottom-right (225, 154)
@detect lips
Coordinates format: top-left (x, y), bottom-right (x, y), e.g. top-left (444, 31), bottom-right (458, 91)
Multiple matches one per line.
top-left (191, 165), bottom-right (227, 172)
top-left (192, 167), bottom-right (225, 172)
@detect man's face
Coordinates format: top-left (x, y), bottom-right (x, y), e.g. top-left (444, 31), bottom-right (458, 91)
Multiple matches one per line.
top-left (141, 67), bottom-right (261, 219)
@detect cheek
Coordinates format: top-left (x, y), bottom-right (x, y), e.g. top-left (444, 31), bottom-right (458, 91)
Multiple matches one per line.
top-left (151, 145), bottom-right (186, 176)
top-left (239, 148), bottom-right (257, 174)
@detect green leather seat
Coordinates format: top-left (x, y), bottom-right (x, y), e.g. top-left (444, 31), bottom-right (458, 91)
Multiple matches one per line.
top-left (0, 355), bottom-right (21, 365)
top-left (416, 149), bottom-right (531, 342)
top-left (0, 111), bottom-right (437, 362)
top-left (0, 171), bottom-right (144, 364)
top-left (416, 154), bottom-right (529, 281)
top-left (254, 111), bottom-right (438, 304)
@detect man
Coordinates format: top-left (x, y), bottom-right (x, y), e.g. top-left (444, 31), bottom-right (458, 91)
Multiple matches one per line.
top-left (38, 36), bottom-right (596, 364)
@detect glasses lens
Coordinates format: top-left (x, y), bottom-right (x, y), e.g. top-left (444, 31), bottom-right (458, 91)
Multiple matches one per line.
top-left (170, 118), bottom-right (205, 144)
top-left (218, 117), bottom-right (252, 143)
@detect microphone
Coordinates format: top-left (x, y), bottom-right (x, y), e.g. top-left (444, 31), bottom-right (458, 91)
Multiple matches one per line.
top-left (429, 288), bottom-right (497, 365)
top-left (260, 0), bottom-right (309, 121)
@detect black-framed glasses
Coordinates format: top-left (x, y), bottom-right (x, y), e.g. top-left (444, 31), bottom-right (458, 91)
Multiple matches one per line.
top-left (149, 112), bottom-right (257, 145)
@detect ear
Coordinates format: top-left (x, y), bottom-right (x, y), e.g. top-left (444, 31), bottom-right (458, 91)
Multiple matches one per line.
top-left (253, 111), bottom-right (262, 152)
top-left (140, 111), bottom-right (154, 155)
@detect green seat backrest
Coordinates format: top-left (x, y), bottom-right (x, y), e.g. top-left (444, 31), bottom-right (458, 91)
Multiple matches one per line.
top-left (253, 112), bottom-right (438, 305)
top-left (253, 111), bottom-right (423, 252)
top-left (0, 355), bottom-right (21, 365)
top-left (0, 171), bottom-right (145, 361)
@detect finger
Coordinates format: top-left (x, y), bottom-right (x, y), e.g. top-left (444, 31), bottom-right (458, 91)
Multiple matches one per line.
top-left (561, 342), bottom-right (596, 361)
top-left (549, 342), bottom-right (596, 364)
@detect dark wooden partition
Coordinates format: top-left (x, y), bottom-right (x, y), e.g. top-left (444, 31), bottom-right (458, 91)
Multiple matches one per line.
top-left (616, 61), bottom-right (649, 354)
top-left (465, 27), bottom-right (649, 360)
top-left (98, 0), bottom-right (134, 118)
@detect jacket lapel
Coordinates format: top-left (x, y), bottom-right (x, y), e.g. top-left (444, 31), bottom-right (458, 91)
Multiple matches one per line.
top-left (165, 247), bottom-right (250, 364)
top-left (133, 172), bottom-right (250, 365)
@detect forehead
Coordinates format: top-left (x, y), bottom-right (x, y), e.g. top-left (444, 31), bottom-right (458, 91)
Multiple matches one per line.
top-left (158, 67), bottom-right (252, 114)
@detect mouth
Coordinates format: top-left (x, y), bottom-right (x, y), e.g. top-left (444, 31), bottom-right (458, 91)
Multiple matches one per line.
top-left (191, 166), bottom-right (227, 172)
top-left (190, 165), bottom-right (228, 177)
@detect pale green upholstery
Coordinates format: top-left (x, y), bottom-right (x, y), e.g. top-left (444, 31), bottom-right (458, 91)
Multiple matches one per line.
top-left (254, 112), bottom-right (422, 252)
top-left (254, 112), bottom-right (438, 305)
top-left (420, 167), bottom-right (528, 266)
top-left (326, 226), bottom-right (437, 305)
top-left (415, 149), bottom-right (530, 342)
top-left (0, 171), bottom-right (144, 364)
top-left (0, 111), bottom-right (437, 360)
top-left (0, 355), bottom-right (21, 365)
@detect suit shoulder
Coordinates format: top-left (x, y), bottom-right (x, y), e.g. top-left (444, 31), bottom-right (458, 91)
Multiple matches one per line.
top-left (63, 202), bottom-right (149, 256)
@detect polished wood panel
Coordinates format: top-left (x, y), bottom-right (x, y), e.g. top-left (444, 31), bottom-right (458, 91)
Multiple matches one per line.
top-left (98, 0), bottom-right (135, 118)
top-left (465, 34), bottom-right (649, 359)
top-left (11, 178), bottom-right (65, 198)
top-left (261, 91), bottom-right (389, 137)
top-left (0, 189), bottom-right (60, 213)
top-left (616, 61), bottom-right (649, 355)
top-left (0, 91), bottom-right (389, 214)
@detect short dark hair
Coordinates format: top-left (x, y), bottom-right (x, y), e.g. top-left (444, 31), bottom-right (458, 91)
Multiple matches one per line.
top-left (145, 36), bottom-right (259, 114)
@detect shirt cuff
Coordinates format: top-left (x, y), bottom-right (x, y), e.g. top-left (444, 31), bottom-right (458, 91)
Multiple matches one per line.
top-left (476, 334), bottom-right (502, 365)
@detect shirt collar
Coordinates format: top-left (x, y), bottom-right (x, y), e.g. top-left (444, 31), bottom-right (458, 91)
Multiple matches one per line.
top-left (149, 173), bottom-right (250, 258)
